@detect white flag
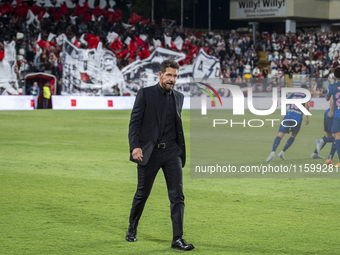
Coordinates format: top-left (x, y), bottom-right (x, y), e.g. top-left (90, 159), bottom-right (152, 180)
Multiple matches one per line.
top-left (107, 32), bottom-right (119, 43)
top-left (42, 12), bottom-right (50, 18)
top-left (122, 23), bottom-right (132, 29)
top-left (153, 38), bottom-right (162, 49)
top-left (124, 37), bottom-right (131, 45)
top-left (80, 34), bottom-right (88, 45)
top-left (26, 10), bottom-right (40, 28)
top-left (164, 34), bottom-right (171, 47)
top-left (56, 34), bottom-right (64, 45)
top-left (174, 36), bottom-right (183, 50)
top-left (47, 33), bottom-right (56, 42)
top-left (140, 34), bottom-right (148, 42)
top-left (70, 16), bottom-right (77, 25)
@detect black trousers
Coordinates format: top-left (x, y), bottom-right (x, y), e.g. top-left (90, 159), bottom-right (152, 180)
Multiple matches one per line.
top-left (128, 143), bottom-right (184, 239)
top-left (43, 98), bottom-right (49, 109)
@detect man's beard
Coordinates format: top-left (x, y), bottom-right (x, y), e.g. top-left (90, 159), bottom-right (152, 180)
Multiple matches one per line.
top-left (161, 80), bottom-right (174, 92)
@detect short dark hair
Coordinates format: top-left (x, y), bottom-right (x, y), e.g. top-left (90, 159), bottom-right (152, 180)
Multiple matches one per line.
top-left (334, 66), bottom-right (340, 79)
top-left (160, 59), bottom-right (180, 73)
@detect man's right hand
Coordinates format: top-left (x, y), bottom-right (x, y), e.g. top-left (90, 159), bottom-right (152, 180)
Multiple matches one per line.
top-left (132, 148), bottom-right (143, 162)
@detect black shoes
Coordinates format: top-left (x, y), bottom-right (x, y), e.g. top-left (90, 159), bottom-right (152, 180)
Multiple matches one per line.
top-left (171, 238), bottom-right (195, 251)
top-left (125, 227), bottom-right (137, 242)
top-left (126, 228), bottom-right (194, 251)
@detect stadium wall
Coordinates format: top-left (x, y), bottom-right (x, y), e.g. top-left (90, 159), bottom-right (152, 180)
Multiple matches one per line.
top-left (329, 1), bottom-right (340, 20)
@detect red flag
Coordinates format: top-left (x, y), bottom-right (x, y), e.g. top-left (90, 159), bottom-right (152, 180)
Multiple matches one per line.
top-left (182, 40), bottom-right (190, 50)
top-left (138, 45), bottom-right (150, 60)
top-left (178, 54), bottom-right (192, 66)
top-left (37, 39), bottom-right (46, 48)
top-left (128, 40), bottom-right (138, 52)
top-left (189, 45), bottom-right (197, 56)
top-left (140, 18), bottom-right (149, 25)
top-left (129, 12), bottom-right (141, 24)
top-left (15, 3), bottom-right (29, 17)
top-left (0, 3), bottom-right (14, 15)
top-left (111, 41), bottom-right (117, 50)
top-left (130, 50), bottom-right (135, 62)
top-left (171, 40), bottom-right (177, 50)
top-left (88, 36), bottom-right (100, 49)
top-left (92, 5), bottom-right (107, 17)
top-left (80, 73), bottom-right (90, 82)
top-left (54, 13), bottom-right (62, 21)
top-left (111, 38), bottom-right (123, 50)
top-left (50, 7), bottom-right (56, 14)
top-left (119, 49), bottom-right (128, 59)
top-left (58, 4), bottom-right (68, 16)
top-left (38, 10), bottom-right (45, 20)
top-left (85, 33), bottom-right (96, 42)
top-left (83, 13), bottom-right (91, 24)
top-left (107, 10), bottom-right (122, 23)
top-left (0, 50), bottom-right (4, 62)
top-left (45, 41), bottom-right (51, 51)
top-left (72, 37), bottom-right (80, 48)
top-left (134, 36), bottom-right (145, 47)
top-left (74, 3), bottom-right (90, 17)
top-left (30, 4), bottom-right (41, 15)
top-left (116, 38), bottom-right (123, 49)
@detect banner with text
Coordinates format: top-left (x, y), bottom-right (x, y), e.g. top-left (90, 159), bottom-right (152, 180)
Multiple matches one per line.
top-left (236, 0), bottom-right (286, 19)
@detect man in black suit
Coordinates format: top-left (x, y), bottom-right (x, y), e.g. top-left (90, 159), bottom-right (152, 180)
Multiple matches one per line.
top-left (126, 60), bottom-right (194, 251)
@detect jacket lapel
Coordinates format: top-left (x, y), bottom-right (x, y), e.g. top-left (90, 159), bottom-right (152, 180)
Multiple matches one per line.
top-left (153, 84), bottom-right (162, 126)
top-left (173, 91), bottom-right (181, 118)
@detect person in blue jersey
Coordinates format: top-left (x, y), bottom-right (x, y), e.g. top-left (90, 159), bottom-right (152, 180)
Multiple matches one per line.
top-left (266, 85), bottom-right (310, 163)
top-left (326, 67), bottom-right (340, 167)
top-left (311, 98), bottom-right (336, 164)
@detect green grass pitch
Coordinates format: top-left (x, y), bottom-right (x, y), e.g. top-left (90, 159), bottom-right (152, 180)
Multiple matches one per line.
top-left (0, 109), bottom-right (339, 254)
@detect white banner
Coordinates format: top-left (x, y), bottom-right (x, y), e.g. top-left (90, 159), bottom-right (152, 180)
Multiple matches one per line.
top-left (121, 48), bottom-right (186, 95)
top-left (0, 96), bottom-right (34, 110)
top-left (0, 41), bottom-right (19, 95)
top-left (0, 96), bottom-right (328, 111)
top-left (192, 49), bottom-right (220, 80)
top-left (62, 36), bottom-right (125, 96)
top-left (236, 0), bottom-right (286, 19)
top-left (121, 48), bottom-right (220, 97)
top-left (52, 95), bottom-right (135, 110)
top-left (52, 95), bottom-right (190, 110)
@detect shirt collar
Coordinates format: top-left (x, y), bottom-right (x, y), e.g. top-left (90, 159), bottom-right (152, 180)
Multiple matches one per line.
top-left (157, 83), bottom-right (173, 95)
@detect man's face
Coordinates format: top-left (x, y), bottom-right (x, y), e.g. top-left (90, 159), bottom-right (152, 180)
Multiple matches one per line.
top-left (158, 67), bottom-right (178, 92)
top-left (33, 82), bottom-right (37, 86)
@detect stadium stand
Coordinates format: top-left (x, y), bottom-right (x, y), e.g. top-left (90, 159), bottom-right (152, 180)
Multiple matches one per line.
top-left (0, 0), bottom-right (338, 97)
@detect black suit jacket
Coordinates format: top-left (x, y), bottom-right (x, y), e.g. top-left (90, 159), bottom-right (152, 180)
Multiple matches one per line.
top-left (128, 84), bottom-right (186, 167)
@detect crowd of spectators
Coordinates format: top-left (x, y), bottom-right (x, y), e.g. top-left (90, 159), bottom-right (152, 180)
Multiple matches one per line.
top-left (0, 1), bottom-right (339, 96)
